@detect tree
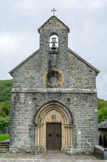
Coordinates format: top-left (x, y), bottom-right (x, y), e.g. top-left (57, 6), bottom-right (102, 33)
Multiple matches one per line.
top-left (0, 112), bottom-right (6, 118)
top-left (98, 107), bottom-right (107, 123)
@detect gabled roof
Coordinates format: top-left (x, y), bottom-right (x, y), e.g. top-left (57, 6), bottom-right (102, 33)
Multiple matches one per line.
top-left (9, 49), bottom-right (40, 76)
top-left (99, 120), bottom-right (107, 129)
top-left (68, 48), bottom-right (100, 75)
top-left (38, 16), bottom-right (70, 33)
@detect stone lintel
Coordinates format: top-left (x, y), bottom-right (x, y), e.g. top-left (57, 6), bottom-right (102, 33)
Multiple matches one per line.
top-left (11, 88), bottom-right (97, 94)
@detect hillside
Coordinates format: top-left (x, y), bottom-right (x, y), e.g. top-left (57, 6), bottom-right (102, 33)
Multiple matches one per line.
top-left (0, 80), bottom-right (12, 133)
top-left (98, 98), bottom-right (107, 109)
top-left (97, 98), bottom-right (107, 123)
top-left (0, 80), bottom-right (107, 123)
top-left (0, 80), bottom-right (12, 117)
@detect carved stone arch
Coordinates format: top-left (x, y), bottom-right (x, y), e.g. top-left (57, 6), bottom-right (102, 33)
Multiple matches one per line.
top-left (35, 101), bottom-right (73, 124)
top-left (34, 101), bottom-right (73, 150)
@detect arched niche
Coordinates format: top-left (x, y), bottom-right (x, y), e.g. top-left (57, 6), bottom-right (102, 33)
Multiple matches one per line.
top-left (34, 101), bottom-right (73, 150)
top-left (49, 33), bottom-right (59, 49)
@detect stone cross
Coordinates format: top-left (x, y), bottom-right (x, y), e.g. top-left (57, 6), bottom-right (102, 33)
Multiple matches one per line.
top-left (51, 8), bottom-right (57, 16)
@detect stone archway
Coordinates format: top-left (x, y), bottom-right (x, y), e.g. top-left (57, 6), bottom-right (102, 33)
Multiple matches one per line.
top-left (34, 101), bottom-right (73, 150)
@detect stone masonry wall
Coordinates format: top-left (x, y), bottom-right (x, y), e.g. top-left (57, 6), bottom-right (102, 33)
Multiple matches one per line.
top-left (10, 91), bottom-right (98, 153)
top-left (12, 49), bottom-right (96, 90)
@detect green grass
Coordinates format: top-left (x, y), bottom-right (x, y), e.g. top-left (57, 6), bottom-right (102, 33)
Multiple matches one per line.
top-left (0, 134), bottom-right (10, 141)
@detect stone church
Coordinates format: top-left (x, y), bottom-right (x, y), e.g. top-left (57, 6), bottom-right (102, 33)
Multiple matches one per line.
top-left (9, 15), bottom-right (99, 153)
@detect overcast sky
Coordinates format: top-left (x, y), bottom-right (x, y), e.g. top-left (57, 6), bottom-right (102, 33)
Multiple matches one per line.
top-left (0, 0), bottom-right (107, 100)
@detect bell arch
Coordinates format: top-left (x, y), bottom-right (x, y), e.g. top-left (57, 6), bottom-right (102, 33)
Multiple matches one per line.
top-left (34, 101), bottom-right (73, 150)
top-left (49, 33), bottom-right (59, 49)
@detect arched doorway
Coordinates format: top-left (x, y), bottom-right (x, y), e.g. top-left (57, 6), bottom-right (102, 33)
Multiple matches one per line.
top-left (34, 101), bottom-right (73, 150)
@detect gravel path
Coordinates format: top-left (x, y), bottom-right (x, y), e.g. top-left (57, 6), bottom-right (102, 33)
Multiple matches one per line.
top-left (0, 150), bottom-right (101, 161)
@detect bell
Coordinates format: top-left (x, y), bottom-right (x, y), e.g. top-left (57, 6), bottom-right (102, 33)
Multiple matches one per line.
top-left (51, 37), bottom-right (57, 49)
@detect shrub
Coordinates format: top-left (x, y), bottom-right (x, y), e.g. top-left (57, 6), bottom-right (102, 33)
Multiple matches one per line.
top-left (98, 107), bottom-right (107, 123)
top-left (0, 111), bottom-right (6, 118)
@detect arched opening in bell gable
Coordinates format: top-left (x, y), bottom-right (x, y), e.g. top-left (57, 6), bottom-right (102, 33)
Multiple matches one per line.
top-left (49, 33), bottom-right (59, 49)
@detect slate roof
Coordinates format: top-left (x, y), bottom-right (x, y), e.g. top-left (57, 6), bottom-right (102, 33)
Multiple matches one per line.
top-left (99, 120), bottom-right (107, 129)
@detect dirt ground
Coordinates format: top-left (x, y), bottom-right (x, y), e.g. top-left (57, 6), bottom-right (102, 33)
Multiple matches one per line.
top-left (0, 150), bottom-right (102, 161)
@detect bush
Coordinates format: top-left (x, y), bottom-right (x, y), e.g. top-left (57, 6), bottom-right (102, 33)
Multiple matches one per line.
top-left (98, 107), bottom-right (107, 123)
top-left (0, 112), bottom-right (6, 118)
top-left (98, 98), bottom-right (107, 110)
top-left (0, 117), bottom-right (10, 128)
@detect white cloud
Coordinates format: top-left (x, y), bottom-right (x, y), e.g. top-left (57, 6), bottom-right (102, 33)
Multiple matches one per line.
top-left (91, 0), bottom-right (105, 9)
top-left (0, 34), bottom-right (18, 52)
top-left (9, 0), bottom-right (44, 15)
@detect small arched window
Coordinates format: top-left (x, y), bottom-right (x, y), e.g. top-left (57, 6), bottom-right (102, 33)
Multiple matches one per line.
top-left (50, 33), bottom-right (58, 49)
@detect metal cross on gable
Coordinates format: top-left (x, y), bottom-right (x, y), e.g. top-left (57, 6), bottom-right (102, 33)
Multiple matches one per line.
top-left (51, 8), bottom-right (57, 16)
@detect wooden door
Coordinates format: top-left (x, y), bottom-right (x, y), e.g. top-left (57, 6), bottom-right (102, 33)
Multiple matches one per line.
top-left (46, 123), bottom-right (61, 150)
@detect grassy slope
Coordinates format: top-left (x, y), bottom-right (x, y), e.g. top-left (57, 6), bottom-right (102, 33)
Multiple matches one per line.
top-left (0, 134), bottom-right (10, 141)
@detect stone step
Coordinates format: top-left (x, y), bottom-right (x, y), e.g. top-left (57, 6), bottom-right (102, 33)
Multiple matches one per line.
top-left (0, 142), bottom-right (9, 152)
top-left (0, 144), bottom-right (9, 147)
top-left (0, 146), bottom-right (9, 148)
top-left (0, 143), bottom-right (9, 145)
top-left (0, 142), bottom-right (9, 144)
top-left (0, 148), bottom-right (9, 153)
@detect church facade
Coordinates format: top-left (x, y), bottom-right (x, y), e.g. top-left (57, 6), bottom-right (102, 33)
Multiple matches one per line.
top-left (9, 16), bottom-right (99, 153)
